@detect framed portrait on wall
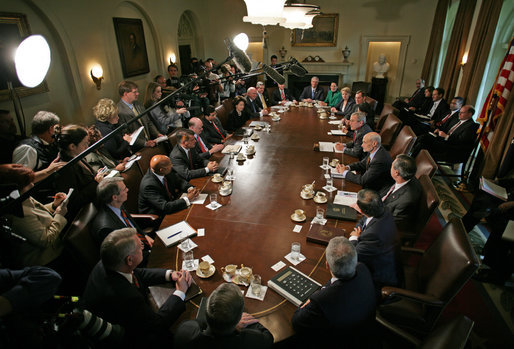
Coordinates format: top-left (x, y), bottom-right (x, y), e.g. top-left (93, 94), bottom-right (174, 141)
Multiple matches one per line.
top-left (113, 17), bottom-right (150, 78)
top-left (0, 12), bottom-right (49, 102)
top-left (292, 14), bottom-right (338, 47)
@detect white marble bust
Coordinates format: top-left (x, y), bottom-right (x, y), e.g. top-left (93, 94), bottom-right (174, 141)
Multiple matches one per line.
top-left (373, 54), bottom-right (390, 78)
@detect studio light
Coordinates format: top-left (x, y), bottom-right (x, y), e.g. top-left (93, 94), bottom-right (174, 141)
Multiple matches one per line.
top-left (233, 33), bottom-right (249, 51)
top-left (15, 35), bottom-right (51, 88)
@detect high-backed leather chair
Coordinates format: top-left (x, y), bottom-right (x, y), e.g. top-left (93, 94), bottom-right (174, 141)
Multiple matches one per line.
top-left (376, 103), bottom-right (399, 131)
top-left (379, 114), bottom-right (403, 149)
top-left (215, 104), bottom-right (228, 129)
top-left (351, 81), bottom-right (371, 95)
top-left (222, 97), bottom-right (234, 113)
top-left (416, 149), bottom-right (437, 179)
top-left (389, 125), bottom-right (416, 160)
top-left (137, 142), bottom-right (167, 175)
top-left (120, 161), bottom-right (144, 213)
top-left (63, 203), bottom-right (100, 275)
top-left (398, 174), bottom-right (439, 245)
top-left (364, 96), bottom-right (377, 111)
top-left (377, 217), bottom-right (480, 340)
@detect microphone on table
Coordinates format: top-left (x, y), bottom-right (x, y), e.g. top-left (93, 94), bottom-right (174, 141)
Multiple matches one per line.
top-left (224, 37), bottom-right (252, 73)
top-left (262, 64), bottom-right (286, 85)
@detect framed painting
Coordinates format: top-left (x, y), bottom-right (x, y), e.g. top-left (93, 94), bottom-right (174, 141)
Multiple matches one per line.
top-left (0, 12), bottom-right (49, 102)
top-left (292, 14), bottom-right (338, 47)
top-left (113, 17), bottom-right (150, 78)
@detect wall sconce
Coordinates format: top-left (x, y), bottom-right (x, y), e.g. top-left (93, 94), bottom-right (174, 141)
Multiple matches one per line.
top-left (90, 65), bottom-right (103, 90)
top-left (461, 52), bottom-right (468, 67)
top-left (169, 53), bottom-right (176, 65)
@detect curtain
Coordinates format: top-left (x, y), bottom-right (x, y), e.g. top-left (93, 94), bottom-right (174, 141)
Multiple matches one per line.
top-left (438, 0), bottom-right (477, 101)
top-left (481, 91), bottom-right (514, 179)
top-left (421, 0), bottom-right (450, 86)
top-left (457, 0), bottom-right (503, 104)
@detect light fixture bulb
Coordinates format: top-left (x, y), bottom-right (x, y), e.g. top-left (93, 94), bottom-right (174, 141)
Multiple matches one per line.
top-left (15, 35), bottom-right (51, 88)
top-left (91, 65), bottom-right (103, 79)
top-left (233, 33), bottom-right (249, 51)
top-left (169, 53), bottom-right (176, 64)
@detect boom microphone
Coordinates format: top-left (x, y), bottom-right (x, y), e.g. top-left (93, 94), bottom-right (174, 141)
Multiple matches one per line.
top-left (224, 37), bottom-right (252, 73)
top-left (289, 58), bottom-right (308, 77)
top-left (262, 64), bottom-right (286, 85)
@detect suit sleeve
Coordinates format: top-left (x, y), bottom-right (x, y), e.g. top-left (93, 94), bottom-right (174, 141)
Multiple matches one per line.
top-left (346, 157), bottom-right (387, 187)
top-left (170, 151), bottom-right (207, 181)
top-left (140, 178), bottom-right (188, 215)
top-left (292, 297), bottom-right (329, 333)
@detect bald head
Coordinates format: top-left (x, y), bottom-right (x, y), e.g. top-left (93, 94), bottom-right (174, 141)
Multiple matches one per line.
top-left (247, 87), bottom-right (257, 100)
top-left (150, 155), bottom-right (172, 175)
top-left (188, 117), bottom-right (203, 135)
top-left (362, 132), bottom-right (381, 153)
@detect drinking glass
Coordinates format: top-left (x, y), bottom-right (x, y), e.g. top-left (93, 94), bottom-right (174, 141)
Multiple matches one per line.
top-left (183, 250), bottom-right (194, 270)
top-left (210, 193), bottom-right (218, 205)
top-left (243, 136), bottom-right (249, 144)
top-left (291, 242), bottom-right (301, 261)
top-left (326, 177), bottom-right (334, 189)
top-left (226, 168), bottom-right (234, 181)
top-left (180, 231), bottom-right (190, 250)
top-left (322, 157), bottom-right (329, 168)
top-left (316, 207), bottom-right (325, 220)
top-left (251, 274), bottom-right (262, 296)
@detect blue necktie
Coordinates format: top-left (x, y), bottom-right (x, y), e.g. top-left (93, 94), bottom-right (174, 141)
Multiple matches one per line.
top-left (312, 89), bottom-right (315, 99)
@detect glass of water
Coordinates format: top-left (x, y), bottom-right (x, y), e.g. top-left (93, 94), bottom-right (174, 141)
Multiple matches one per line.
top-left (226, 168), bottom-right (233, 181)
top-left (210, 193), bottom-right (218, 205)
top-left (183, 250), bottom-right (194, 270)
top-left (251, 274), bottom-right (262, 296)
top-left (326, 177), bottom-right (334, 189)
top-left (291, 242), bottom-right (301, 261)
top-left (316, 207), bottom-right (325, 220)
top-left (322, 157), bottom-right (329, 169)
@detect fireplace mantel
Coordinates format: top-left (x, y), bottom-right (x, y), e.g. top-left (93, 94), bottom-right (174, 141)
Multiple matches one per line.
top-left (285, 61), bottom-right (353, 87)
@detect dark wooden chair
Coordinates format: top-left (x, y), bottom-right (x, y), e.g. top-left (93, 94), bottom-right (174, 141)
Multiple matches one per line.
top-left (376, 103), bottom-right (400, 131)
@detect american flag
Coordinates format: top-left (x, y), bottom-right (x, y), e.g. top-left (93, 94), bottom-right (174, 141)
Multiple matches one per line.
top-left (478, 37), bottom-right (514, 150)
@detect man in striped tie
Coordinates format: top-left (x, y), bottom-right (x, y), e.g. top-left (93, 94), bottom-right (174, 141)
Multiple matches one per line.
top-left (188, 117), bottom-right (224, 159)
top-left (335, 112), bottom-right (372, 159)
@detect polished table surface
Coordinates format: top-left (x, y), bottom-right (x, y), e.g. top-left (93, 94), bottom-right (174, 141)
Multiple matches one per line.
top-left (147, 106), bottom-right (362, 342)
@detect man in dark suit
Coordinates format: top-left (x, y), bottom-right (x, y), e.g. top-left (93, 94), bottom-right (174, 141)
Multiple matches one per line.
top-left (174, 283), bottom-right (273, 348)
top-left (335, 112), bottom-right (372, 159)
top-left (393, 78), bottom-right (426, 111)
top-left (271, 83), bottom-right (295, 105)
top-left (138, 155), bottom-right (200, 216)
top-left (335, 132), bottom-right (394, 191)
top-left (188, 117), bottom-right (224, 159)
top-left (201, 105), bottom-right (232, 144)
top-left (299, 76), bottom-right (325, 102)
top-left (411, 105), bottom-right (479, 162)
top-left (82, 228), bottom-right (192, 348)
top-left (256, 81), bottom-right (275, 108)
top-left (405, 87), bottom-right (451, 135)
top-left (170, 128), bottom-right (221, 180)
top-left (291, 237), bottom-right (377, 348)
top-left (350, 189), bottom-right (399, 288)
top-left (245, 87), bottom-right (269, 118)
top-left (381, 154), bottom-right (422, 232)
top-left (116, 80), bottom-right (162, 150)
top-left (91, 177), bottom-right (153, 263)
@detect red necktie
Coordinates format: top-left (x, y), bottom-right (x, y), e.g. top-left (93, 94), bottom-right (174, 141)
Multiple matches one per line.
top-left (122, 209), bottom-right (149, 247)
top-left (436, 113), bottom-right (452, 127)
top-left (448, 121), bottom-right (463, 135)
top-left (188, 151), bottom-right (194, 169)
top-left (382, 185), bottom-right (395, 201)
top-left (163, 177), bottom-right (172, 199)
top-left (366, 155), bottom-right (371, 169)
top-left (132, 272), bottom-right (140, 288)
top-left (196, 135), bottom-right (207, 153)
top-left (280, 89), bottom-right (286, 101)
top-left (212, 122), bottom-right (225, 140)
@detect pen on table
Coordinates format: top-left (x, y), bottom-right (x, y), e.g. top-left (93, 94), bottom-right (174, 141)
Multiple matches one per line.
top-left (168, 231), bottom-right (182, 239)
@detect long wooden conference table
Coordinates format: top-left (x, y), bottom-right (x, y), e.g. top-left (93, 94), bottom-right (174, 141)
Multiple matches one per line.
top-left (147, 106), bottom-right (362, 342)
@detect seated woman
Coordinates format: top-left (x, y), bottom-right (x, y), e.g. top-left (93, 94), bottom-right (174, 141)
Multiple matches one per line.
top-left (332, 87), bottom-right (355, 120)
top-left (321, 82), bottom-right (342, 108)
top-left (5, 166), bottom-right (68, 268)
top-left (226, 96), bottom-right (249, 132)
top-left (143, 82), bottom-right (189, 134)
top-left (54, 124), bottom-right (102, 220)
top-left (85, 125), bottom-right (129, 173)
top-left (93, 98), bottom-right (132, 160)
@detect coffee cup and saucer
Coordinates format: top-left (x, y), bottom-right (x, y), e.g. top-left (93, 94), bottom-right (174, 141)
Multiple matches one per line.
top-left (313, 191), bottom-right (328, 204)
top-left (236, 153), bottom-right (246, 162)
top-left (211, 173), bottom-right (223, 183)
top-left (329, 159), bottom-right (340, 168)
top-left (254, 125), bottom-right (262, 131)
top-left (291, 209), bottom-right (306, 222)
top-left (319, 113), bottom-right (327, 119)
top-left (246, 146), bottom-right (255, 155)
top-left (196, 261), bottom-right (215, 278)
top-left (251, 133), bottom-right (260, 141)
